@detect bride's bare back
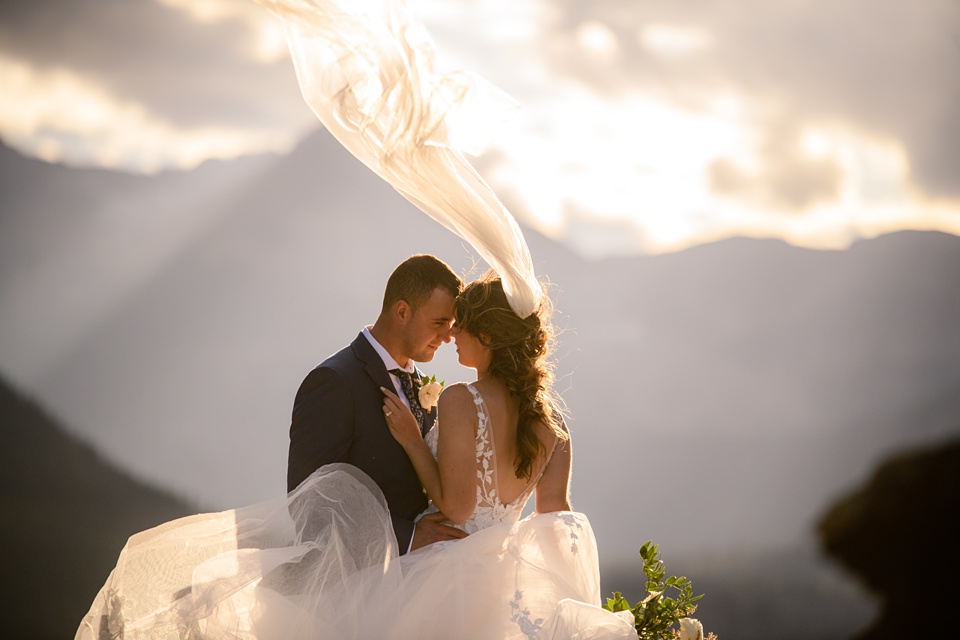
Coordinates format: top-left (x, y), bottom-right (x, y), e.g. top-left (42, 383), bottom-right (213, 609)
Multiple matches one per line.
top-left (468, 378), bottom-right (561, 505)
top-left (425, 380), bottom-right (571, 532)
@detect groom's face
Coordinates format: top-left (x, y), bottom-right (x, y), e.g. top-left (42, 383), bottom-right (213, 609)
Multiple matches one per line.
top-left (400, 287), bottom-right (457, 363)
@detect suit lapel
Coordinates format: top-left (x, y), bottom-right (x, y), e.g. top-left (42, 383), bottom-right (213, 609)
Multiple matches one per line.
top-left (352, 332), bottom-right (434, 436)
top-left (351, 332), bottom-right (395, 392)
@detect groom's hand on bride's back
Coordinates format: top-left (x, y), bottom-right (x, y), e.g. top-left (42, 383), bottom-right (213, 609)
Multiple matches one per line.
top-left (411, 512), bottom-right (468, 550)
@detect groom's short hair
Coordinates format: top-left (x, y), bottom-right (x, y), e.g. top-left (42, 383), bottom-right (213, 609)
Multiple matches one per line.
top-left (382, 255), bottom-right (462, 313)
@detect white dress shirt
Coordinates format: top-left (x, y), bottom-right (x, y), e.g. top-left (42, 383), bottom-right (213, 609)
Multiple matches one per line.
top-left (362, 326), bottom-right (415, 410)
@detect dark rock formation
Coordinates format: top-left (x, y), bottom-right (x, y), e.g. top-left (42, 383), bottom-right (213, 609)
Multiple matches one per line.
top-left (818, 437), bottom-right (960, 639)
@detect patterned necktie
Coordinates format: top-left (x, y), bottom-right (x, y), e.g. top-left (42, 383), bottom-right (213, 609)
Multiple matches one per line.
top-left (389, 368), bottom-right (426, 435)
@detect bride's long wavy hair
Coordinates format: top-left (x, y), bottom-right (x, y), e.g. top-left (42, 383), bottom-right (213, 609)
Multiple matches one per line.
top-left (455, 272), bottom-right (568, 480)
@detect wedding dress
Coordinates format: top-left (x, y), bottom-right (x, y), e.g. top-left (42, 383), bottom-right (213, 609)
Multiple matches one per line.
top-left (76, 384), bottom-right (637, 639)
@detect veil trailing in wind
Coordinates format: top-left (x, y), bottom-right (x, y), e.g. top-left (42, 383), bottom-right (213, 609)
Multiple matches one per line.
top-left (254, 0), bottom-right (542, 318)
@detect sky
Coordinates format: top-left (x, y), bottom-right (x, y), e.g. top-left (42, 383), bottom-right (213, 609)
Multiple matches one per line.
top-left (1, 0), bottom-right (959, 257)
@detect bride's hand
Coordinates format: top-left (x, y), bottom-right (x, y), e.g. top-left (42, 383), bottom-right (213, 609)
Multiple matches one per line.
top-left (381, 387), bottom-right (421, 448)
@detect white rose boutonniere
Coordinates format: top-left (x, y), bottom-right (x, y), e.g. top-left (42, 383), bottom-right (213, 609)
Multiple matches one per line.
top-left (418, 374), bottom-right (444, 413)
top-left (679, 617), bottom-right (704, 640)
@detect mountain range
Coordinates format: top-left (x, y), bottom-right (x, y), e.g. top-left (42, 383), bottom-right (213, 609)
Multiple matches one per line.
top-left (2, 129), bottom-right (959, 569)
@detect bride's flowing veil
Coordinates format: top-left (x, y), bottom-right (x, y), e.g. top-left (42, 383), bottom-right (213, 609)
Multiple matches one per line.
top-left (75, 464), bottom-right (402, 639)
top-left (253, 0), bottom-right (542, 317)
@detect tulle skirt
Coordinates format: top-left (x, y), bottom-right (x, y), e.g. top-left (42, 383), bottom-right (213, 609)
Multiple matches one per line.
top-left (76, 464), bottom-right (637, 639)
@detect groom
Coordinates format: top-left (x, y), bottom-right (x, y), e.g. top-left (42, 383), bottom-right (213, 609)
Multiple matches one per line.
top-left (287, 254), bottom-right (468, 553)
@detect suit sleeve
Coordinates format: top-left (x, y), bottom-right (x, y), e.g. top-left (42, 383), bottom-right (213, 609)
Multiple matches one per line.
top-left (392, 516), bottom-right (416, 554)
top-left (287, 366), bottom-right (355, 493)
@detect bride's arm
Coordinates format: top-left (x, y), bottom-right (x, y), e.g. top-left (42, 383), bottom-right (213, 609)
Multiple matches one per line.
top-left (535, 422), bottom-right (572, 513)
top-left (382, 384), bottom-right (477, 524)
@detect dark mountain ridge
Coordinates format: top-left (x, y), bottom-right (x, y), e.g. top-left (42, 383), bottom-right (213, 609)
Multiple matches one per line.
top-left (0, 375), bottom-right (195, 640)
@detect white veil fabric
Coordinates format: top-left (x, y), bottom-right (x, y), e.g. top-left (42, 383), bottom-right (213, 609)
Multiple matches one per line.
top-left (75, 465), bottom-right (402, 640)
top-left (253, 0), bottom-right (542, 318)
top-left (76, 465), bottom-right (638, 639)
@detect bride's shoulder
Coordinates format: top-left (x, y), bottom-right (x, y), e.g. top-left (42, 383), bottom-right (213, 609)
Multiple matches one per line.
top-left (436, 383), bottom-right (480, 431)
top-left (439, 381), bottom-right (476, 397)
top-left (438, 382), bottom-right (477, 408)
top-left (532, 409), bottom-right (569, 454)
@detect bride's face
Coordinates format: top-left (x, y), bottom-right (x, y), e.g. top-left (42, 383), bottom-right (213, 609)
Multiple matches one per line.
top-left (452, 326), bottom-right (490, 371)
top-left (399, 287), bottom-right (456, 362)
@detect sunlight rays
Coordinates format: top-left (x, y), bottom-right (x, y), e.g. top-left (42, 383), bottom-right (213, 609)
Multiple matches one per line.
top-left (0, 56), bottom-right (299, 172)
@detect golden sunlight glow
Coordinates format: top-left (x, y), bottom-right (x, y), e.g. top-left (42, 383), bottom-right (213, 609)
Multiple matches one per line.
top-left (575, 22), bottom-right (620, 63)
top-left (639, 24), bottom-right (714, 58)
top-left (801, 128), bottom-right (831, 160)
top-left (482, 74), bottom-right (960, 256)
top-left (484, 81), bottom-right (745, 255)
top-left (0, 56), bottom-right (297, 172)
top-left (421, 0), bottom-right (553, 42)
top-left (156, 0), bottom-right (289, 63)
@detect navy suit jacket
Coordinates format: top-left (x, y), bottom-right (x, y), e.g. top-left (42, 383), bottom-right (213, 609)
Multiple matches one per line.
top-left (287, 332), bottom-right (435, 553)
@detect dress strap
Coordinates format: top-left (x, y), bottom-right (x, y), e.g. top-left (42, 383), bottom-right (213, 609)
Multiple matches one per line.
top-left (464, 383), bottom-right (482, 409)
top-left (465, 383), bottom-right (498, 507)
top-left (464, 383), bottom-right (493, 446)
top-left (530, 435), bottom-right (558, 488)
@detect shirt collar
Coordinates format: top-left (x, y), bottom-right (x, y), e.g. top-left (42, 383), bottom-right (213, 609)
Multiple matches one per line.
top-left (362, 326), bottom-right (415, 374)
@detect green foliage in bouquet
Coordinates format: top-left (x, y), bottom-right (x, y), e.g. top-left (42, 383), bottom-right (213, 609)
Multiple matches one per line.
top-left (603, 541), bottom-right (704, 640)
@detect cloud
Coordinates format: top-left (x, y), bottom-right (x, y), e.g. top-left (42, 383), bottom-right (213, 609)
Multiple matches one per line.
top-left (639, 23), bottom-right (714, 59)
top-left (0, 0), bottom-right (314, 170)
top-left (0, 55), bottom-right (301, 171)
top-left (536, 0), bottom-right (960, 202)
top-left (422, 0), bottom-right (960, 253)
top-left (708, 120), bottom-right (845, 211)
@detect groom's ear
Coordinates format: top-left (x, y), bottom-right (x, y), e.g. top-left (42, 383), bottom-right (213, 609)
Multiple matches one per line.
top-left (394, 299), bottom-right (412, 322)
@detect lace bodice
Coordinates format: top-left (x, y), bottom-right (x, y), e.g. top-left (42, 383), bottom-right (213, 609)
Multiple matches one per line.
top-left (423, 383), bottom-right (556, 534)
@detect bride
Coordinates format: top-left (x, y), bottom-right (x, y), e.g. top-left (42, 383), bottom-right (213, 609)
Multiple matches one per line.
top-left (75, 274), bottom-right (638, 640)
top-left (379, 272), bottom-right (639, 637)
